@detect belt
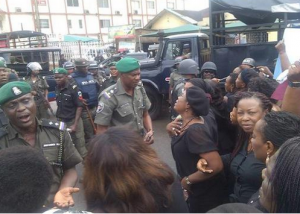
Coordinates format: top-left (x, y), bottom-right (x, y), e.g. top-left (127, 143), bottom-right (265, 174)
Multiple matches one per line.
top-left (57, 118), bottom-right (73, 123)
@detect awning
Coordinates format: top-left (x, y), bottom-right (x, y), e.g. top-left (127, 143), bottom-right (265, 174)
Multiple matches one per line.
top-left (141, 24), bottom-right (200, 37)
top-left (64, 35), bottom-right (98, 42)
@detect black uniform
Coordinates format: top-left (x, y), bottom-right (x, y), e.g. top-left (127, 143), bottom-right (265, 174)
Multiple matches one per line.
top-left (99, 77), bottom-right (118, 94)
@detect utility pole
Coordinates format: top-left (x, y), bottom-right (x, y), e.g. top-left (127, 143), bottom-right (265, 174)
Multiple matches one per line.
top-left (34, 0), bottom-right (41, 32)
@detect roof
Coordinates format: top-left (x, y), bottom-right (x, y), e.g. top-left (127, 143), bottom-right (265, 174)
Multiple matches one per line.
top-left (166, 33), bottom-right (209, 40)
top-left (64, 35), bottom-right (98, 42)
top-left (0, 31), bottom-right (46, 40)
top-left (0, 47), bottom-right (61, 53)
top-left (174, 8), bottom-right (209, 22)
top-left (141, 24), bottom-right (200, 37)
top-left (144, 8), bottom-right (197, 29)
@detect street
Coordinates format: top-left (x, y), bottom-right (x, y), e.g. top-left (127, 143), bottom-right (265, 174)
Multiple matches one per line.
top-left (67, 102), bottom-right (176, 210)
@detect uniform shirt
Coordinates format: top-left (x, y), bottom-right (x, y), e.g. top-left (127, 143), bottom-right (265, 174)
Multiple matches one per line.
top-left (25, 76), bottom-right (49, 104)
top-left (0, 120), bottom-right (82, 204)
top-left (94, 79), bottom-right (151, 133)
top-left (169, 69), bottom-right (183, 88)
top-left (55, 82), bottom-right (83, 121)
top-left (99, 77), bottom-right (118, 94)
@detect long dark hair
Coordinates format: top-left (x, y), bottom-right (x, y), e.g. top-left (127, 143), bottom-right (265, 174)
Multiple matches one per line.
top-left (271, 137), bottom-right (300, 212)
top-left (231, 92), bottom-right (272, 158)
top-left (83, 127), bottom-right (174, 213)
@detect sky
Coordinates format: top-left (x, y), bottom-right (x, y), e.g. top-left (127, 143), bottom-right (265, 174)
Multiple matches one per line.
top-left (184, 0), bottom-right (209, 11)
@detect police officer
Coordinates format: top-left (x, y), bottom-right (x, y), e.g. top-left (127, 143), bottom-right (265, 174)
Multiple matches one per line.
top-left (71, 58), bottom-right (99, 142)
top-left (94, 57), bottom-right (154, 144)
top-left (99, 61), bottom-right (119, 94)
top-left (54, 68), bottom-right (87, 159)
top-left (169, 57), bottom-right (183, 104)
top-left (24, 62), bottom-right (50, 119)
top-left (63, 61), bottom-right (76, 85)
top-left (200, 61), bottom-right (217, 80)
top-left (0, 81), bottom-right (82, 208)
top-left (88, 61), bottom-right (106, 87)
top-left (240, 58), bottom-right (256, 70)
top-left (170, 59), bottom-right (199, 120)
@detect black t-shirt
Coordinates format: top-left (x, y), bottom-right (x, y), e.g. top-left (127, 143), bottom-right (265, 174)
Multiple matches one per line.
top-left (171, 123), bottom-right (226, 197)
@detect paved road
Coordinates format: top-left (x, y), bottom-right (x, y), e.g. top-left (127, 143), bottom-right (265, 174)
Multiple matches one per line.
top-left (65, 102), bottom-right (176, 210)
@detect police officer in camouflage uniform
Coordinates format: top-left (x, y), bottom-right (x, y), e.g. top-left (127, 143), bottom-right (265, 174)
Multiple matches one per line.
top-left (24, 62), bottom-right (50, 120)
top-left (169, 57), bottom-right (183, 104)
top-left (94, 57), bottom-right (154, 144)
top-left (0, 81), bottom-right (82, 208)
top-left (71, 58), bottom-right (99, 142)
top-left (99, 61), bottom-right (119, 94)
top-left (170, 59), bottom-right (199, 120)
top-left (54, 68), bottom-right (87, 159)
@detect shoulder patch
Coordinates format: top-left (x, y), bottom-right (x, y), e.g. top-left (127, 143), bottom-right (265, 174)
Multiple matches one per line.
top-left (41, 119), bottom-right (66, 131)
top-left (72, 85), bottom-right (77, 89)
top-left (96, 101), bottom-right (104, 113)
top-left (42, 76), bottom-right (46, 80)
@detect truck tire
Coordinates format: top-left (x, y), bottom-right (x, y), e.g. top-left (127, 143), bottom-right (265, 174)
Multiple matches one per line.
top-left (144, 85), bottom-right (162, 120)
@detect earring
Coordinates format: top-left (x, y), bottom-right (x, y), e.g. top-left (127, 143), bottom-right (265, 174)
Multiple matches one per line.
top-left (266, 152), bottom-right (270, 164)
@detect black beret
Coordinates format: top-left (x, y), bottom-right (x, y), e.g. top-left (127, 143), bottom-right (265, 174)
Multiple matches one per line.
top-left (186, 86), bottom-right (209, 117)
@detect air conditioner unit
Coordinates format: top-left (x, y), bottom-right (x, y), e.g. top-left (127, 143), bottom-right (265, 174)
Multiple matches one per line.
top-left (15, 7), bottom-right (22, 12)
top-left (115, 11), bottom-right (120, 15)
top-left (84, 10), bottom-right (90, 14)
top-left (134, 10), bottom-right (138, 15)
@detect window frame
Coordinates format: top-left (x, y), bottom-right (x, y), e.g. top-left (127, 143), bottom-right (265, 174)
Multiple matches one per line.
top-left (98, 0), bottom-right (109, 8)
top-left (79, 20), bottom-right (83, 29)
top-left (68, 20), bottom-right (72, 29)
top-left (67, 0), bottom-right (79, 7)
top-left (39, 19), bottom-right (49, 29)
top-left (146, 1), bottom-right (155, 9)
top-left (100, 19), bottom-right (110, 28)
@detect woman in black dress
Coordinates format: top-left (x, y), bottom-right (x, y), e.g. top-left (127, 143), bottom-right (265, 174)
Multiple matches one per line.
top-left (166, 86), bottom-right (227, 213)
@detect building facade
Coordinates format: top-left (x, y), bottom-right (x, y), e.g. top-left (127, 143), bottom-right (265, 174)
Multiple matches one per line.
top-left (0, 0), bottom-right (189, 42)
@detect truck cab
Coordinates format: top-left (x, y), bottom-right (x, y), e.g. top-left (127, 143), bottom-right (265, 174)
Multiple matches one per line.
top-left (140, 33), bottom-right (211, 119)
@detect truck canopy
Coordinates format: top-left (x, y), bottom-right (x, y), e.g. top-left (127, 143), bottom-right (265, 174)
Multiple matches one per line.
top-left (211, 0), bottom-right (300, 25)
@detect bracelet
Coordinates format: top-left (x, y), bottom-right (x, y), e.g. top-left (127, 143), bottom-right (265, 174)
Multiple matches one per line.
top-left (288, 81), bottom-right (300, 88)
top-left (185, 176), bottom-right (192, 185)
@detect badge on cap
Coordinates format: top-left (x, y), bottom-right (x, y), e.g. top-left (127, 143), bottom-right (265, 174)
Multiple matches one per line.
top-left (12, 87), bottom-right (22, 95)
top-left (96, 101), bottom-right (104, 113)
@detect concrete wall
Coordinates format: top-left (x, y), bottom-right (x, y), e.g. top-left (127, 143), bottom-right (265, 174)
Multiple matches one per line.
top-left (151, 12), bottom-right (187, 29)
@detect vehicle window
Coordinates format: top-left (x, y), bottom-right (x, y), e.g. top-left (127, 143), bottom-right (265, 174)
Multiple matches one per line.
top-left (198, 38), bottom-right (211, 63)
top-left (164, 41), bottom-right (181, 60)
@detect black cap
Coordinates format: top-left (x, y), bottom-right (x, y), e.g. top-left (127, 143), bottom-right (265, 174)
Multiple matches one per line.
top-left (186, 86), bottom-right (209, 116)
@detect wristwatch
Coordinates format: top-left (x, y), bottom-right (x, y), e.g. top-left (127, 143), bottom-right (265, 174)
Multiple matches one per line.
top-left (288, 81), bottom-right (300, 88)
top-left (185, 176), bottom-right (192, 185)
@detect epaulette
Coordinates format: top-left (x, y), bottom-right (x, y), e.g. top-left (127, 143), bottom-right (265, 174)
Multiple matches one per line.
top-left (72, 84), bottom-right (77, 89)
top-left (41, 119), bottom-right (66, 131)
top-left (22, 77), bottom-right (26, 81)
top-left (137, 81), bottom-right (144, 86)
top-left (42, 76), bottom-right (46, 80)
top-left (101, 84), bottom-right (117, 99)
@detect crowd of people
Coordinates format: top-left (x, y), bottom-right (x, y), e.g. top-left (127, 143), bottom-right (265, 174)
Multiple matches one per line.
top-left (0, 39), bottom-right (300, 213)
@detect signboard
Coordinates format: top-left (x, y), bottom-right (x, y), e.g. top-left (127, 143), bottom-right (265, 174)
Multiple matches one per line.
top-left (108, 25), bottom-right (135, 41)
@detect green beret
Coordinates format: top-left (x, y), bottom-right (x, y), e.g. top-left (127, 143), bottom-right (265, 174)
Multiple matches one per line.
top-left (108, 61), bottom-right (117, 67)
top-left (116, 57), bottom-right (140, 73)
top-left (0, 81), bottom-right (32, 105)
top-left (0, 61), bottom-right (6, 68)
top-left (53, 67), bottom-right (68, 75)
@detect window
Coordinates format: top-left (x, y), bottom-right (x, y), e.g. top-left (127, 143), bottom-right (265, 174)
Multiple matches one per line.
top-left (131, 0), bottom-right (140, 10)
top-left (164, 41), bottom-right (181, 60)
top-left (133, 20), bottom-right (141, 27)
top-left (98, 0), bottom-right (109, 8)
top-left (37, 0), bottom-right (47, 6)
top-left (68, 20), bottom-right (72, 28)
top-left (147, 1), bottom-right (155, 9)
top-left (79, 20), bottom-right (83, 28)
top-left (39, 19), bottom-right (49, 28)
top-left (167, 2), bottom-right (174, 9)
top-left (67, 0), bottom-right (79, 7)
top-left (100, 19), bottom-right (110, 28)
top-left (0, 21), bottom-right (2, 31)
